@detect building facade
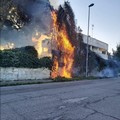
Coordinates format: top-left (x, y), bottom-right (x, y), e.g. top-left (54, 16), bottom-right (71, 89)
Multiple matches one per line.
top-left (83, 35), bottom-right (108, 60)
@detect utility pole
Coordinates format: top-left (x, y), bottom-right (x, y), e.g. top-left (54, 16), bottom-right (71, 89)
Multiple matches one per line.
top-left (86, 3), bottom-right (94, 77)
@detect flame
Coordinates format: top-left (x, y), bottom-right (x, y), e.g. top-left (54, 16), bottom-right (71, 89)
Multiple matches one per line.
top-left (32, 32), bottom-right (51, 58)
top-left (0, 43), bottom-right (15, 50)
top-left (51, 11), bottom-right (75, 78)
top-left (32, 11), bottom-right (75, 78)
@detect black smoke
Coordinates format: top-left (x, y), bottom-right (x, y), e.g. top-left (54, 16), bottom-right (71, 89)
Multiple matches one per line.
top-left (0, 0), bottom-right (52, 48)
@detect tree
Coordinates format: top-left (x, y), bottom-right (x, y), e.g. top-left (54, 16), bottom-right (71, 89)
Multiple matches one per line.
top-left (113, 44), bottom-right (120, 60)
top-left (24, 46), bottom-right (38, 58)
top-left (57, 1), bottom-right (77, 46)
top-left (0, 0), bottom-right (30, 30)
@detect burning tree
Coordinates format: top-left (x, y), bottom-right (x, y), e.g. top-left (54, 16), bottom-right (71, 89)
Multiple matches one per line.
top-left (51, 1), bottom-right (79, 78)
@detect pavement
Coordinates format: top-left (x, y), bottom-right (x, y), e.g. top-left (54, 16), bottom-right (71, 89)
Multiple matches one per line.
top-left (1, 78), bottom-right (120, 120)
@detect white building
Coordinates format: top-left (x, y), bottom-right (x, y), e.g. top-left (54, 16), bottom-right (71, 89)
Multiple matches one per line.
top-left (83, 35), bottom-right (108, 60)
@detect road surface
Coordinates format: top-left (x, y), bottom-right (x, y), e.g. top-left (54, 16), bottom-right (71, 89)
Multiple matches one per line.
top-left (1, 78), bottom-right (120, 120)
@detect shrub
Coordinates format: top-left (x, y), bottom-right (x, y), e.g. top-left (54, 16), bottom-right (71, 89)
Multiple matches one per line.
top-left (0, 46), bottom-right (52, 69)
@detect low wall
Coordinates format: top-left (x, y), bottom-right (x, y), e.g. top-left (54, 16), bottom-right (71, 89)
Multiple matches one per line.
top-left (0, 67), bottom-right (50, 81)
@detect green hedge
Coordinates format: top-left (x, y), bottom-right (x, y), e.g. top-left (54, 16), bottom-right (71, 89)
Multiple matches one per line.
top-left (0, 46), bottom-right (52, 69)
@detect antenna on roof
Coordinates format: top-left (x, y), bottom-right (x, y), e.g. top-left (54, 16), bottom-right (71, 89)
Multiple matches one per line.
top-left (92, 24), bottom-right (94, 38)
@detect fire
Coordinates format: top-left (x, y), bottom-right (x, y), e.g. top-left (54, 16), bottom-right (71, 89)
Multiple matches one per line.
top-left (51, 11), bottom-right (75, 78)
top-left (32, 9), bottom-right (75, 78)
top-left (32, 32), bottom-right (51, 58)
top-left (0, 43), bottom-right (15, 50)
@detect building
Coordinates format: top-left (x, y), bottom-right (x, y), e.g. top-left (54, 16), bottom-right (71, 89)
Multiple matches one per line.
top-left (83, 35), bottom-right (108, 60)
top-left (41, 35), bottom-right (108, 60)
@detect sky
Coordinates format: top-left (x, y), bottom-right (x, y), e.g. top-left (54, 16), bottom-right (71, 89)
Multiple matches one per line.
top-left (51, 0), bottom-right (120, 53)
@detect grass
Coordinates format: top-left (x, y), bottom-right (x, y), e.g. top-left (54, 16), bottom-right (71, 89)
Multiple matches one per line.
top-left (52, 76), bottom-right (98, 82)
top-left (0, 76), bottom-right (101, 87)
top-left (0, 80), bottom-right (52, 87)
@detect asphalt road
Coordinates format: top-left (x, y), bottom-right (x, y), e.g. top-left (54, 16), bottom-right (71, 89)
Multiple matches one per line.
top-left (1, 78), bottom-right (120, 120)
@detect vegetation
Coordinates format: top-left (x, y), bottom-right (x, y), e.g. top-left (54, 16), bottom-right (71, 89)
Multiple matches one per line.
top-left (0, 76), bottom-right (99, 87)
top-left (0, 46), bottom-right (52, 69)
top-left (57, 1), bottom-right (76, 46)
top-left (52, 76), bottom-right (98, 82)
top-left (113, 44), bottom-right (120, 60)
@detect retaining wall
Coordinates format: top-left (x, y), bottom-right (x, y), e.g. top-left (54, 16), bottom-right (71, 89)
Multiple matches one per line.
top-left (0, 67), bottom-right (50, 81)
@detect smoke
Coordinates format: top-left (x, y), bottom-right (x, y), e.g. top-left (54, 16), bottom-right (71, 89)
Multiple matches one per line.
top-left (98, 68), bottom-right (116, 78)
top-left (49, 0), bottom-right (59, 8)
top-left (97, 59), bottom-right (120, 78)
top-left (49, 0), bottom-right (64, 9)
top-left (1, 0), bottom-right (52, 48)
top-left (88, 53), bottom-right (120, 78)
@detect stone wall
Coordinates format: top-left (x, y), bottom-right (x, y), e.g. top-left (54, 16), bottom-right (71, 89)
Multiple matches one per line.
top-left (0, 67), bottom-right (50, 81)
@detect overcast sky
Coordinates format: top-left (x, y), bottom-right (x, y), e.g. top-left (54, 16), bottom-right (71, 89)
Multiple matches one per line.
top-left (55, 0), bottom-right (120, 53)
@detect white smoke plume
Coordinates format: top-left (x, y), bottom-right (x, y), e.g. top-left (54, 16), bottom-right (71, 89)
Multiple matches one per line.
top-left (49, 0), bottom-right (59, 8)
top-left (49, 0), bottom-right (64, 9)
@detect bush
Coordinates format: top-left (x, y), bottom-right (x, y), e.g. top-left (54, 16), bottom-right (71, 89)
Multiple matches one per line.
top-left (0, 46), bottom-right (52, 69)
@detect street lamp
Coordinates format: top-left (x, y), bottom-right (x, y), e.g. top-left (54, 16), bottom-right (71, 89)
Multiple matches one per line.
top-left (86, 3), bottom-right (94, 77)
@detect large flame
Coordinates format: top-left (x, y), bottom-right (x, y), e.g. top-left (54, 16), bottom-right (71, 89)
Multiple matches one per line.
top-left (31, 11), bottom-right (75, 79)
top-left (51, 11), bottom-right (75, 78)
